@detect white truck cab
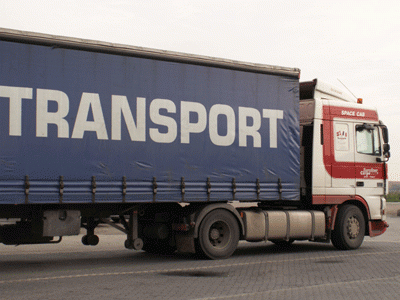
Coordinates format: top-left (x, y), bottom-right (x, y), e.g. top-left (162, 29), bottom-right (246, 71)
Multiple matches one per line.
top-left (300, 79), bottom-right (390, 243)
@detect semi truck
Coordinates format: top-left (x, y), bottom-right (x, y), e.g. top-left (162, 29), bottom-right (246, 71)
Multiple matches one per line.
top-left (0, 28), bottom-right (390, 259)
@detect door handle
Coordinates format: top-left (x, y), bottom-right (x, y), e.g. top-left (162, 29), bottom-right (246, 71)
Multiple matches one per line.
top-left (356, 182), bottom-right (364, 187)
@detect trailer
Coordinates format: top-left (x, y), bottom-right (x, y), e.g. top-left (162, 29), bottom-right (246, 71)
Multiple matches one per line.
top-left (0, 28), bottom-right (390, 259)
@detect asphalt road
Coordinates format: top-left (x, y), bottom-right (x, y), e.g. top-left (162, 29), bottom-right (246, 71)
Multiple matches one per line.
top-left (1, 215), bottom-right (400, 300)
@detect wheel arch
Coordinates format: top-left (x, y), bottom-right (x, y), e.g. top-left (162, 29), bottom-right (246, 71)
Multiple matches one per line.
top-left (336, 197), bottom-right (370, 236)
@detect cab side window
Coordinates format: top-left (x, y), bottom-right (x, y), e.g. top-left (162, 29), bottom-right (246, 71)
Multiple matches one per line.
top-left (356, 125), bottom-right (380, 155)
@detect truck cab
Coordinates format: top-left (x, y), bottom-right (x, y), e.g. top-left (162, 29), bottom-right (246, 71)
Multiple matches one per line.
top-left (300, 79), bottom-right (390, 241)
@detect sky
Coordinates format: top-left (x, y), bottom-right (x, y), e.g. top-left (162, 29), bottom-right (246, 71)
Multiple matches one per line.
top-left (1, 0), bottom-right (399, 180)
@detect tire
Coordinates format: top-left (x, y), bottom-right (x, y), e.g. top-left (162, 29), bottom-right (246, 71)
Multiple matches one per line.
top-left (195, 209), bottom-right (240, 260)
top-left (331, 205), bottom-right (365, 250)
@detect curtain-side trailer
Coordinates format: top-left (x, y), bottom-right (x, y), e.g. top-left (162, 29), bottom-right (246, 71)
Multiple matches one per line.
top-left (0, 28), bottom-right (390, 259)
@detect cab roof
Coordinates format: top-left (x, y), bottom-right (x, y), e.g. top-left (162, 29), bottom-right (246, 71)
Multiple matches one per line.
top-left (300, 79), bottom-right (356, 103)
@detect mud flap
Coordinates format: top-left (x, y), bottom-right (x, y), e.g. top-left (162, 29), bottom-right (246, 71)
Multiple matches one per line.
top-left (175, 234), bottom-right (196, 253)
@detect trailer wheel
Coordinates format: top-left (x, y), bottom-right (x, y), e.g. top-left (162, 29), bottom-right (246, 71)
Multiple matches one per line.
top-left (331, 205), bottom-right (365, 250)
top-left (195, 209), bottom-right (240, 260)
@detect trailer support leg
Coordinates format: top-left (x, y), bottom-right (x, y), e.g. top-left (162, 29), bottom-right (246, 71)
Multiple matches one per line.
top-left (124, 210), bottom-right (143, 250)
top-left (82, 217), bottom-right (99, 246)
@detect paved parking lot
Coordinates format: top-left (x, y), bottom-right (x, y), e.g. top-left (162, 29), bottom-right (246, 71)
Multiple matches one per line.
top-left (0, 204), bottom-right (399, 300)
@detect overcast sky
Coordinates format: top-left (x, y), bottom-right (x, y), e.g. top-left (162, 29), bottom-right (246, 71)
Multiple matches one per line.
top-left (1, 0), bottom-right (399, 180)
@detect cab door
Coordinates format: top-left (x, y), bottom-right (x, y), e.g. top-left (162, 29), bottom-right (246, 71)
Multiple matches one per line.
top-left (354, 123), bottom-right (385, 219)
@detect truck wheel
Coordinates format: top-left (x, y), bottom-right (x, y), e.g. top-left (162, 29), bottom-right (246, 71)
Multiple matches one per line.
top-left (331, 205), bottom-right (365, 250)
top-left (195, 209), bottom-right (240, 260)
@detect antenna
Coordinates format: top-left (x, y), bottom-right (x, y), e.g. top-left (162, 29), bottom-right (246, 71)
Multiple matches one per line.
top-left (337, 78), bottom-right (357, 100)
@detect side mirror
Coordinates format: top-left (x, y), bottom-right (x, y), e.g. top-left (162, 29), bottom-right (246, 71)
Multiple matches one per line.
top-left (378, 143), bottom-right (391, 162)
top-left (382, 126), bottom-right (389, 144)
top-left (383, 143), bottom-right (390, 158)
